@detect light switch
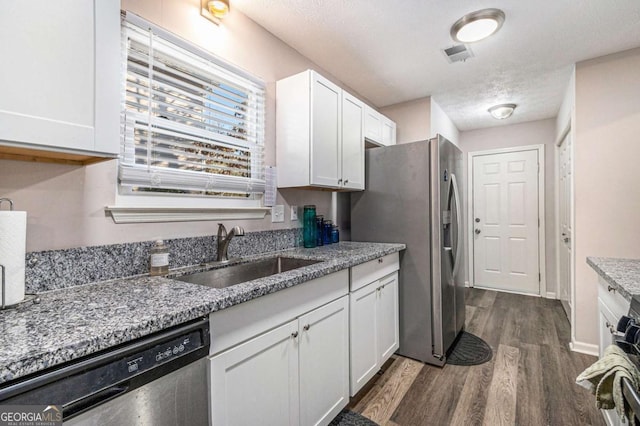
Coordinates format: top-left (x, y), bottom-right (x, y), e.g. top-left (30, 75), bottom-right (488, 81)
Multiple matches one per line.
top-left (290, 205), bottom-right (298, 221)
top-left (271, 205), bottom-right (285, 223)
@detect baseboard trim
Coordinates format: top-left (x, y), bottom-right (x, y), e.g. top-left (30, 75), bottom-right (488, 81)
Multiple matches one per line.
top-left (546, 292), bottom-right (557, 299)
top-left (570, 341), bottom-right (599, 357)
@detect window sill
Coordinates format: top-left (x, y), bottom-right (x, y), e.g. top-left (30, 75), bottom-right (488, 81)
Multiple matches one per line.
top-left (105, 206), bottom-right (271, 224)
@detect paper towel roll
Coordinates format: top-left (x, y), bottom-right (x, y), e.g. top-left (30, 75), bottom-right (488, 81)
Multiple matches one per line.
top-left (0, 211), bottom-right (26, 307)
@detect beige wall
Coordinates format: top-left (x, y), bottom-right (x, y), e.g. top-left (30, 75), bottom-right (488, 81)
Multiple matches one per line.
top-left (431, 98), bottom-right (460, 146)
top-left (380, 97), bottom-right (431, 144)
top-left (0, 0), bottom-right (364, 252)
top-left (573, 47), bottom-right (640, 347)
top-left (459, 119), bottom-right (557, 294)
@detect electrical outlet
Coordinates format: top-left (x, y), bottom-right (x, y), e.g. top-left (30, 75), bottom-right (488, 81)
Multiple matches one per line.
top-left (271, 205), bottom-right (285, 223)
top-left (290, 205), bottom-right (298, 221)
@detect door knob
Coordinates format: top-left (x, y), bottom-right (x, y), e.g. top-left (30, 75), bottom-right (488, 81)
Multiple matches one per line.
top-left (474, 229), bottom-right (481, 235)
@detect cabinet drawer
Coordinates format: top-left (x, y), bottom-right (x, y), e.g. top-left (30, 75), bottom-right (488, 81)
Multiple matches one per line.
top-left (598, 277), bottom-right (630, 320)
top-left (209, 269), bottom-right (349, 355)
top-left (350, 253), bottom-right (399, 292)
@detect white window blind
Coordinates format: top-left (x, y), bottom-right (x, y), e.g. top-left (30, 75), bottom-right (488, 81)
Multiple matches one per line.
top-left (120, 14), bottom-right (266, 198)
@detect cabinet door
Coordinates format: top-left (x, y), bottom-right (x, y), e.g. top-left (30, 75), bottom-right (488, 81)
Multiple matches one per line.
top-left (299, 296), bottom-right (350, 426)
top-left (598, 299), bottom-right (622, 426)
top-left (378, 272), bottom-right (400, 363)
top-left (310, 73), bottom-right (341, 187)
top-left (364, 106), bottom-right (382, 143)
top-left (210, 320), bottom-right (299, 426)
top-left (341, 92), bottom-right (365, 190)
top-left (349, 283), bottom-right (379, 396)
top-left (0, 0), bottom-right (120, 155)
top-left (381, 117), bottom-right (397, 146)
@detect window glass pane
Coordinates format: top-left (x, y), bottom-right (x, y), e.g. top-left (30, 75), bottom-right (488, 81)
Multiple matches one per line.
top-left (119, 16), bottom-right (265, 198)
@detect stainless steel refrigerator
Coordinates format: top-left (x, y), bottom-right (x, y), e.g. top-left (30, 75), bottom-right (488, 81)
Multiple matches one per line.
top-left (351, 135), bottom-right (465, 366)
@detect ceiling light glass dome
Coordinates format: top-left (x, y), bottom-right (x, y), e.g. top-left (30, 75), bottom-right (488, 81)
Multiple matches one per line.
top-left (451, 9), bottom-right (505, 43)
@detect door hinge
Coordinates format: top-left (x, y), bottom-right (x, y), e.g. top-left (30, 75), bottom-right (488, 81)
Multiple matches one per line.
top-left (538, 218), bottom-right (540, 227)
top-left (539, 273), bottom-right (541, 282)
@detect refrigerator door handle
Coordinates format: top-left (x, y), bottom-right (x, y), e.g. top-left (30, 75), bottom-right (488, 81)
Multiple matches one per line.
top-left (450, 173), bottom-right (462, 277)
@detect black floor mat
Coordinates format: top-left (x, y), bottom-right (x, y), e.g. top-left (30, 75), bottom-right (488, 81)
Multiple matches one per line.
top-left (329, 410), bottom-right (379, 426)
top-left (447, 331), bottom-right (493, 366)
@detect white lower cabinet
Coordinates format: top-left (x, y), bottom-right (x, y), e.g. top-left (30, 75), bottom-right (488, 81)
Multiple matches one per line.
top-left (378, 274), bottom-right (400, 362)
top-left (599, 302), bottom-right (622, 426)
top-left (349, 268), bottom-right (400, 396)
top-left (209, 294), bottom-right (349, 426)
top-left (299, 296), bottom-right (350, 425)
top-left (597, 276), bottom-right (630, 426)
top-left (209, 320), bottom-right (300, 426)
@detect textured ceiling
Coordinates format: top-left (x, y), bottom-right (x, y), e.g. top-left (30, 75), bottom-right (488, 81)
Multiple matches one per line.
top-left (232, 0), bottom-right (640, 131)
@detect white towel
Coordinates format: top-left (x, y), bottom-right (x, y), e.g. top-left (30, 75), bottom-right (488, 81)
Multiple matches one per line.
top-left (577, 344), bottom-right (640, 425)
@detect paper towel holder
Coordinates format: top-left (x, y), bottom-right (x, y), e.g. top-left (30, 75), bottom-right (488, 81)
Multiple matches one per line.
top-left (0, 198), bottom-right (14, 211)
top-left (0, 199), bottom-right (12, 308)
top-left (0, 264), bottom-right (5, 309)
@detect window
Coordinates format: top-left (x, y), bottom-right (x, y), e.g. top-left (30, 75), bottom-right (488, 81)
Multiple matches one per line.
top-left (119, 14), bottom-right (265, 202)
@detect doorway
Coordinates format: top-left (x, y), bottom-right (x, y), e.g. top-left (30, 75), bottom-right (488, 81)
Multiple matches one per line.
top-left (468, 145), bottom-right (546, 295)
top-left (557, 128), bottom-right (573, 320)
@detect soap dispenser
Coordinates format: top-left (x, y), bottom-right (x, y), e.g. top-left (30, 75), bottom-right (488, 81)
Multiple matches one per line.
top-left (149, 240), bottom-right (169, 276)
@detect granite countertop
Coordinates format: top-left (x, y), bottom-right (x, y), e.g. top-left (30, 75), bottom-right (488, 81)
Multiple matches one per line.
top-left (587, 257), bottom-right (640, 301)
top-left (0, 241), bottom-right (405, 385)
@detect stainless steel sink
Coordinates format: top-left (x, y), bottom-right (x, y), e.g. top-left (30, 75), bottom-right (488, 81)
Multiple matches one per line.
top-left (174, 257), bottom-right (322, 289)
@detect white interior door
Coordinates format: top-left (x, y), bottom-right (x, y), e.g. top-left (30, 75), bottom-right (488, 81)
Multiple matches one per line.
top-left (472, 149), bottom-right (540, 294)
top-left (558, 132), bottom-right (573, 318)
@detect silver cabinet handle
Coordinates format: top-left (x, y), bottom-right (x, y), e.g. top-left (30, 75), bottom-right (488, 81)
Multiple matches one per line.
top-left (378, 258), bottom-right (384, 263)
top-left (344, 179), bottom-right (349, 184)
top-left (475, 229), bottom-right (481, 235)
top-left (338, 178), bottom-right (342, 184)
top-left (605, 321), bottom-right (616, 334)
top-left (303, 324), bottom-right (310, 331)
top-left (608, 285), bottom-right (616, 293)
top-left (291, 331), bottom-right (298, 338)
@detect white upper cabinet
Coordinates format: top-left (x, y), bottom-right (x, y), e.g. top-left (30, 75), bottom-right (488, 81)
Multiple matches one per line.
top-left (0, 0), bottom-right (120, 160)
top-left (310, 73), bottom-right (342, 187)
top-left (341, 92), bottom-right (365, 190)
top-left (364, 105), bottom-right (396, 147)
top-left (276, 70), bottom-right (364, 191)
top-left (382, 116), bottom-right (397, 146)
top-left (364, 105), bottom-right (383, 143)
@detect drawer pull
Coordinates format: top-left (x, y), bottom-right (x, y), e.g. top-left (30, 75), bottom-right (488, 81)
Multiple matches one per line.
top-left (608, 285), bottom-right (616, 293)
top-left (303, 324), bottom-right (310, 331)
top-left (378, 258), bottom-right (384, 264)
top-left (606, 321), bottom-right (616, 334)
top-left (291, 331), bottom-right (298, 338)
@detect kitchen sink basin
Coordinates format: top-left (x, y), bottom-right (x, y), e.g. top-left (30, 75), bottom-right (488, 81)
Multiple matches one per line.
top-left (174, 257), bottom-right (322, 289)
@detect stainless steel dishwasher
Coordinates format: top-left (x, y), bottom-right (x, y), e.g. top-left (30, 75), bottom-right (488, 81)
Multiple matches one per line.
top-left (0, 317), bottom-right (210, 425)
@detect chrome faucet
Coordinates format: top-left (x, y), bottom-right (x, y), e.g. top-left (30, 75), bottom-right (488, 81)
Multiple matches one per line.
top-left (216, 223), bottom-right (245, 262)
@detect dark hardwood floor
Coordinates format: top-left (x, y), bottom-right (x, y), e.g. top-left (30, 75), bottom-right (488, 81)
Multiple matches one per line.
top-left (349, 288), bottom-right (605, 426)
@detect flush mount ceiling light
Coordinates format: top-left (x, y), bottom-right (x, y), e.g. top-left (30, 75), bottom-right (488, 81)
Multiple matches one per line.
top-left (201, 0), bottom-right (230, 25)
top-left (488, 103), bottom-right (517, 120)
top-left (450, 8), bottom-right (505, 43)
